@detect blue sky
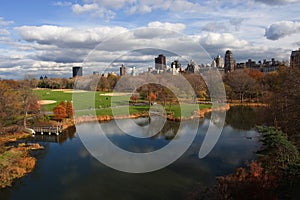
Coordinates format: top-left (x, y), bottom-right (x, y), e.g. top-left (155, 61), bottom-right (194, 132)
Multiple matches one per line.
top-left (0, 0), bottom-right (300, 79)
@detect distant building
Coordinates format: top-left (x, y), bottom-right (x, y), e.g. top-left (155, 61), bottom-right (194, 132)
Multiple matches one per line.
top-left (186, 60), bottom-right (199, 73)
top-left (155, 54), bottom-right (166, 70)
top-left (73, 67), bottom-right (83, 77)
top-left (215, 55), bottom-right (224, 68)
top-left (131, 67), bottom-right (137, 76)
top-left (236, 58), bottom-right (283, 73)
top-left (120, 64), bottom-right (126, 76)
top-left (290, 48), bottom-right (300, 68)
top-left (93, 71), bottom-right (100, 75)
top-left (224, 50), bottom-right (235, 73)
top-left (246, 59), bottom-right (256, 68)
top-left (171, 60), bottom-right (182, 75)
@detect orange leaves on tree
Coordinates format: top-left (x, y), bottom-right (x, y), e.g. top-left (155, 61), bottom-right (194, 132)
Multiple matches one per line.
top-left (147, 92), bottom-right (157, 102)
top-left (66, 101), bottom-right (74, 118)
top-left (130, 94), bottom-right (139, 102)
top-left (53, 101), bottom-right (74, 120)
top-left (53, 105), bottom-right (67, 121)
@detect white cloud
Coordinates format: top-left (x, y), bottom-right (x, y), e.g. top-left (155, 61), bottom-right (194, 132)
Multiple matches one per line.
top-left (15, 25), bottom-right (127, 49)
top-left (72, 3), bottom-right (99, 14)
top-left (148, 21), bottom-right (186, 32)
top-left (0, 29), bottom-right (10, 35)
top-left (265, 21), bottom-right (300, 40)
top-left (68, 0), bottom-right (204, 18)
top-left (200, 32), bottom-right (249, 49)
top-left (255, 0), bottom-right (300, 5)
top-left (53, 1), bottom-right (72, 7)
top-left (72, 3), bottom-right (115, 20)
top-left (0, 17), bottom-right (14, 26)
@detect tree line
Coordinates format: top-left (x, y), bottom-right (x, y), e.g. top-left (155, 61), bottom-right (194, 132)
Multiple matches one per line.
top-left (0, 66), bottom-right (299, 137)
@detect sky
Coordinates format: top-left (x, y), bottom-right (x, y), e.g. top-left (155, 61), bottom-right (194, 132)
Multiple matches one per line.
top-left (0, 0), bottom-right (300, 79)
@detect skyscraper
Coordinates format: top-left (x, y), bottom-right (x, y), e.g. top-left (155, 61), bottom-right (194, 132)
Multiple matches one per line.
top-left (215, 55), bottom-right (224, 68)
top-left (290, 48), bottom-right (300, 68)
top-left (155, 54), bottom-right (166, 70)
top-left (120, 64), bottom-right (126, 76)
top-left (224, 50), bottom-right (235, 73)
top-left (73, 67), bottom-right (83, 77)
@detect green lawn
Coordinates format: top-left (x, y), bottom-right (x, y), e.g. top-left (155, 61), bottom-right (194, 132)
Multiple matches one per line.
top-left (33, 89), bottom-right (130, 111)
top-left (166, 104), bottom-right (211, 118)
top-left (34, 89), bottom-right (211, 118)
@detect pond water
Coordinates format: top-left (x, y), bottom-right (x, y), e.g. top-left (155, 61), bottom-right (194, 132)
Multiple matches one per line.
top-left (0, 106), bottom-right (262, 200)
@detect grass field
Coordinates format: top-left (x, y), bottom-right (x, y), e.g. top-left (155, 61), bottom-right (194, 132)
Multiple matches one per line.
top-left (33, 89), bottom-right (130, 111)
top-left (34, 89), bottom-right (211, 117)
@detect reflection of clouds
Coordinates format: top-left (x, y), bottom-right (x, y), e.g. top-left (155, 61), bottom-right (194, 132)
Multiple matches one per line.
top-left (76, 116), bottom-right (260, 173)
top-left (78, 148), bottom-right (90, 158)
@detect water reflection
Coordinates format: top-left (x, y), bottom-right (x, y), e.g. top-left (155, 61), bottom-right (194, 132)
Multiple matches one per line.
top-left (0, 106), bottom-right (263, 200)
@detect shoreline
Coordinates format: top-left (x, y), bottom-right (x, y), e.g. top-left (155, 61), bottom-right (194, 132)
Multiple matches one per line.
top-left (68, 104), bottom-right (231, 127)
top-left (0, 103), bottom-right (258, 189)
top-left (0, 133), bottom-right (44, 188)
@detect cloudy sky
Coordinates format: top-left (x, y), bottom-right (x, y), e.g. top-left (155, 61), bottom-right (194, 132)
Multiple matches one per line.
top-left (0, 0), bottom-right (300, 79)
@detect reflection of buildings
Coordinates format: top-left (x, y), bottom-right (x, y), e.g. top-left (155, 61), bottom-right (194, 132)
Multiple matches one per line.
top-left (155, 54), bottom-right (166, 70)
top-left (73, 67), bottom-right (83, 77)
top-left (120, 64), bottom-right (126, 76)
top-left (291, 48), bottom-right (300, 68)
top-left (224, 50), bottom-right (235, 73)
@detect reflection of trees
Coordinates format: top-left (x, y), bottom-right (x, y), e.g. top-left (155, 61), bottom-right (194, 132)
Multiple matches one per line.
top-left (149, 118), bottom-right (201, 140)
top-left (225, 106), bottom-right (257, 130)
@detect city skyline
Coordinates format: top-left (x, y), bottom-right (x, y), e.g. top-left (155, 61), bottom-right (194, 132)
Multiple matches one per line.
top-left (0, 0), bottom-right (300, 79)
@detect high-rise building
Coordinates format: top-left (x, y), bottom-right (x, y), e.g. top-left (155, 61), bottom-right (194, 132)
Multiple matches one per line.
top-left (224, 50), bottom-right (235, 73)
top-left (185, 60), bottom-right (199, 73)
top-left (120, 64), bottom-right (126, 76)
top-left (290, 48), bottom-right (300, 68)
top-left (73, 67), bottom-right (83, 77)
top-left (215, 55), bottom-right (224, 68)
top-left (155, 54), bottom-right (166, 70)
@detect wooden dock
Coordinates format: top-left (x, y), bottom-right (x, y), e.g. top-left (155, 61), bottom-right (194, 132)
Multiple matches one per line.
top-left (30, 126), bottom-right (63, 136)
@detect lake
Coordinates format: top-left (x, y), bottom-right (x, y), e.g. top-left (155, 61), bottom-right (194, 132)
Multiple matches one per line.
top-left (0, 106), bottom-right (262, 200)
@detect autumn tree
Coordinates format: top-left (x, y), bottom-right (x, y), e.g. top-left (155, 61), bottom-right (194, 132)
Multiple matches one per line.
top-left (66, 101), bottom-right (74, 118)
top-left (268, 67), bottom-right (300, 135)
top-left (98, 76), bottom-right (110, 91)
top-left (224, 69), bottom-right (258, 103)
top-left (184, 74), bottom-right (207, 99)
top-left (130, 93), bottom-right (139, 103)
top-left (53, 105), bottom-right (67, 121)
top-left (0, 81), bottom-right (21, 131)
top-left (147, 92), bottom-right (157, 105)
top-left (19, 79), bottom-right (40, 127)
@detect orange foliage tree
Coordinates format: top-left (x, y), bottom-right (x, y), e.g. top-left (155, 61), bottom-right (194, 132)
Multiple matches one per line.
top-left (147, 92), bottom-right (157, 105)
top-left (53, 101), bottom-right (74, 120)
top-left (66, 101), bottom-right (74, 118)
top-left (53, 105), bottom-right (67, 121)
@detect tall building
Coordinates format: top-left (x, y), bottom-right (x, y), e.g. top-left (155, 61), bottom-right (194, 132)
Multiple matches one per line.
top-left (185, 60), bottom-right (199, 73)
top-left (155, 54), bottom-right (166, 70)
top-left (73, 67), bottom-right (83, 77)
top-left (215, 55), bottom-right (224, 68)
top-left (120, 64), bottom-right (126, 76)
top-left (290, 48), bottom-right (300, 68)
top-left (224, 50), bottom-right (235, 73)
